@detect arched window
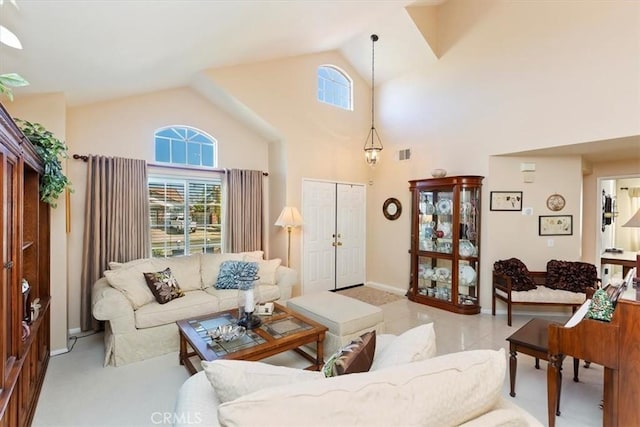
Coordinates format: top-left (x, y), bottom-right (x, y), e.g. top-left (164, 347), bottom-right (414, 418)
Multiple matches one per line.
top-left (317, 65), bottom-right (352, 110)
top-left (154, 126), bottom-right (217, 167)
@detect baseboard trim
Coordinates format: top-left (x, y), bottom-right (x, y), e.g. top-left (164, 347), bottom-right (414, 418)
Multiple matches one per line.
top-left (482, 307), bottom-right (573, 318)
top-left (364, 281), bottom-right (407, 296)
top-left (68, 327), bottom-right (81, 335)
top-left (50, 347), bottom-right (69, 357)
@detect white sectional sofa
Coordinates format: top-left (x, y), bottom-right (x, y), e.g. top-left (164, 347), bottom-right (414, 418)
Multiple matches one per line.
top-left (92, 251), bottom-right (296, 366)
top-left (174, 324), bottom-right (542, 427)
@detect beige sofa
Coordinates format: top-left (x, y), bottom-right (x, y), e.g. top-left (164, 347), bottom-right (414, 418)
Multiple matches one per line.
top-left (174, 325), bottom-right (542, 427)
top-left (92, 251), bottom-right (297, 366)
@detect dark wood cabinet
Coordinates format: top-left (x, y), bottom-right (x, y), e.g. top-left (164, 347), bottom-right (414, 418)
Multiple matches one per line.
top-left (408, 176), bottom-right (483, 314)
top-left (0, 103), bottom-right (50, 426)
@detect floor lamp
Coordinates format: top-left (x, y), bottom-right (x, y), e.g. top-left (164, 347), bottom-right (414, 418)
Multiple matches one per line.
top-left (275, 206), bottom-right (303, 267)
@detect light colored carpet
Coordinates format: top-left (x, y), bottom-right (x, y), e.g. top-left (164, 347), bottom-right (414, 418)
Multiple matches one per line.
top-left (336, 286), bottom-right (404, 306)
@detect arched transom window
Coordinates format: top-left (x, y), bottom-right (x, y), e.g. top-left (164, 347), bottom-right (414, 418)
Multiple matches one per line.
top-left (317, 65), bottom-right (352, 110)
top-left (154, 126), bottom-right (217, 167)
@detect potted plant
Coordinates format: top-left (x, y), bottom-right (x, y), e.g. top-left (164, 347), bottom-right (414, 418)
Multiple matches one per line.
top-left (16, 118), bottom-right (72, 207)
top-left (0, 73), bottom-right (29, 101)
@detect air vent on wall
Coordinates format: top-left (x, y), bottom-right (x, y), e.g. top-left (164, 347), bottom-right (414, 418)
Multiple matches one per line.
top-left (398, 148), bottom-right (411, 161)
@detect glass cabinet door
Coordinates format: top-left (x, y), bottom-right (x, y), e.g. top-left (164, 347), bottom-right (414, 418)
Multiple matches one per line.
top-left (417, 256), bottom-right (452, 303)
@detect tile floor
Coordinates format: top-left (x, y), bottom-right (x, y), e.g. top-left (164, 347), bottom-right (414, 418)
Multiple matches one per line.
top-left (33, 298), bottom-right (604, 426)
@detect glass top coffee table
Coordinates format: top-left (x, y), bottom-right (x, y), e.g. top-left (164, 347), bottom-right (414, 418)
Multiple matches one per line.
top-left (177, 303), bottom-right (328, 375)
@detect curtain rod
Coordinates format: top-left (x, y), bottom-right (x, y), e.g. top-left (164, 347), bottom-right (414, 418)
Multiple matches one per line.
top-left (72, 154), bottom-right (268, 176)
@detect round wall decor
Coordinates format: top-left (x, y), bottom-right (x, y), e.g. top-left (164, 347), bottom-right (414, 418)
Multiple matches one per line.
top-left (383, 198), bottom-right (402, 220)
top-left (546, 193), bottom-right (566, 211)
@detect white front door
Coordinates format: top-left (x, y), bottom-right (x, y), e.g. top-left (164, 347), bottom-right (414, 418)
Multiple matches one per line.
top-left (302, 180), bottom-right (366, 294)
top-left (336, 183), bottom-right (365, 289)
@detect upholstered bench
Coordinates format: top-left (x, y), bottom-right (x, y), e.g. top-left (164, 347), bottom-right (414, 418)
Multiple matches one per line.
top-left (492, 258), bottom-right (599, 326)
top-left (286, 291), bottom-right (385, 355)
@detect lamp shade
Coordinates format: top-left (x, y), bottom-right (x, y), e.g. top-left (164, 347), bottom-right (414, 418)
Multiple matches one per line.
top-left (622, 207), bottom-right (640, 228)
top-left (275, 207), bottom-right (303, 228)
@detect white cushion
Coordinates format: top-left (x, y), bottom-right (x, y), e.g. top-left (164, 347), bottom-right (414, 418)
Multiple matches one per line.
top-left (200, 253), bottom-right (244, 288)
top-left (152, 254), bottom-right (202, 292)
top-left (104, 259), bottom-right (160, 309)
top-left (370, 322), bottom-right (437, 371)
top-left (218, 348), bottom-right (506, 427)
top-left (107, 258), bottom-right (153, 270)
top-left (206, 284), bottom-right (281, 311)
top-left (257, 259), bottom-right (282, 285)
top-left (134, 290), bottom-right (219, 329)
top-left (497, 286), bottom-right (585, 304)
top-left (202, 359), bottom-right (324, 403)
top-left (241, 251), bottom-right (264, 261)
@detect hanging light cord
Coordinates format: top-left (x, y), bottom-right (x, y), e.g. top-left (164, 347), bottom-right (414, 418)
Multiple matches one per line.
top-left (370, 34), bottom-right (378, 135)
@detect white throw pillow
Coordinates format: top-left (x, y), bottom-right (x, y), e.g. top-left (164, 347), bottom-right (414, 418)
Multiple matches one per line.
top-left (218, 348), bottom-right (506, 427)
top-left (201, 359), bottom-right (323, 403)
top-left (104, 259), bottom-right (160, 309)
top-left (256, 259), bottom-right (282, 285)
top-left (370, 322), bottom-right (436, 371)
top-left (155, 254), bottom-right (202, 291)
top-left (241, 251), bottom-right (264, 261)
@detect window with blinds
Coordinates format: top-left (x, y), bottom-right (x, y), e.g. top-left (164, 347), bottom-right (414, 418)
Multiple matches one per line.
top-left (148, 177), bottom-right (223, 257)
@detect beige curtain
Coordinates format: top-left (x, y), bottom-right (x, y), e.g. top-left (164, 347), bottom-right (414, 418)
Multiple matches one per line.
top-left (628, 187), bottom-right (640, 251)
top-left (226, 169), bottom-right (263, 252)
top-left (80, 156), bottom-right (150, 331)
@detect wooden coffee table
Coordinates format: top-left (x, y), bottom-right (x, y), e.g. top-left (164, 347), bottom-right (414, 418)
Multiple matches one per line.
top-left (177, 302), bottom-right (328, 375)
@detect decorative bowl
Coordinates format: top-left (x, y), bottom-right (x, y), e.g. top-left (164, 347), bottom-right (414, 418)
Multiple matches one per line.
top-left (431, 168), bottom-right (447, 178)
top-left (436, 199), bottom-right (452, 215)
top-left (208, 324), bottom-right (246, 342)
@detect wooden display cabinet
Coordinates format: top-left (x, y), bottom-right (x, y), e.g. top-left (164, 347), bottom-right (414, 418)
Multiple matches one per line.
top-left (0, 103), bottom-right (51, 426)
top-left (408, 176), bottom-right (483, 314)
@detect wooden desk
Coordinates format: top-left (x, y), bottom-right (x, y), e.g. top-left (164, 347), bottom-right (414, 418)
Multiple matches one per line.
top-left (600, 251), bottom-right (638, 277)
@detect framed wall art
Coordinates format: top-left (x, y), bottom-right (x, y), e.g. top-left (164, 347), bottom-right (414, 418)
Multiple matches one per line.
top-left (539, 215), bottom-right (573, 236)
top-left (489, 191), bottom-right (523, 211)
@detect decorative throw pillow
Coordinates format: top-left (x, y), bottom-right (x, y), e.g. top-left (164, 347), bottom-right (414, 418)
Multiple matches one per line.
top-left (215, 261), bottom-right (259, 290)
top-left (545, 260), bottom-right (597, 293)
top-left (370, 323), bottom-right (436, 371)
top-left (257, 259), bottom-right (282, 285)
top-left (493, 258), bottom-right (537, 291)
top-left (142, 267), bottom-right (184, 304)
top-left (322, 330), bottom-right (376, 378)
top-left (201, 359), bottom-right (324, 403)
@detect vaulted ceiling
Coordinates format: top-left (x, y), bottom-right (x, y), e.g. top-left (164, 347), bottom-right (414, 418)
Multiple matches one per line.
top-left (0, 0), bottom-right (443, 106)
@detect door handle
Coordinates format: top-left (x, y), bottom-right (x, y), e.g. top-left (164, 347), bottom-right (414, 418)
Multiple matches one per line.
top-left (332, 241), bottom-right (343, 247)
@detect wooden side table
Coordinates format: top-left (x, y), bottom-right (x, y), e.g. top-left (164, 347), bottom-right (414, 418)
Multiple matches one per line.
top-left (506, 318), bottom-right (580, 416)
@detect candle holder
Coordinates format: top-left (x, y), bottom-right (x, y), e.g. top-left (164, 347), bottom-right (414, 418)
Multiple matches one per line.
top-left (237, 278), bottom-right (262, 329)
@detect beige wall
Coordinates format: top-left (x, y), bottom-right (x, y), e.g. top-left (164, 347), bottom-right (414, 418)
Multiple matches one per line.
top-left (203, 51), bottom-right (373, 276)
top-left (6, 93), bottom-right (69, 353)
top-left (365, 0), bottom-right (640, 313)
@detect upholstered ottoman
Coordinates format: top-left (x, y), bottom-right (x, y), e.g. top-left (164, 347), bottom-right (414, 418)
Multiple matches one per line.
top-left (286, 291), bottom-right (385, 355)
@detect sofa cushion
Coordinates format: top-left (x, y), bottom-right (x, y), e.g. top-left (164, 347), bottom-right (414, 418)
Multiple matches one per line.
top-left (545, 260), bottom-right (597, 293)
top-left (152, 254), bottom-right (202, 292)
top-left (493, 258), bottom-right (537, 291)
top-left (215, 261), bottom-right (259, 289)
top-left (200, 253), bottom-right (245, 289)
top-left (370, 322), bottom-right (436, 371)
top-left (134, 290), bottom-right (219, 329)
top-left (205, 284), bottom-right (281, 311)
top-left (322, 331), bottom-right (376, 377)
top-left (202, 359), bottom-right (324, 404)
top-left (104, 259), bottom-right (161, 309)
top-left (256, 258), bottom-right (282, 285)
top-left (142, 267), bottom-right (185, 304)
top-left (242, 251), bottom-right (265, 261)
top-left (217, 348), bottom-right (506, 427)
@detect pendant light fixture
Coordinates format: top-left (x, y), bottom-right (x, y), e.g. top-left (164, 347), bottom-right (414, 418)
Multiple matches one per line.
top-left (364, 34), bottom-right (383, 167)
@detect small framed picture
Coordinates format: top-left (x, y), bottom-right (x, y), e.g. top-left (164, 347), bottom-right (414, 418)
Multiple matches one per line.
top-left (489, 191), bottom-right (523, 211)
top-left (539, 215), bottom-right (573, 236)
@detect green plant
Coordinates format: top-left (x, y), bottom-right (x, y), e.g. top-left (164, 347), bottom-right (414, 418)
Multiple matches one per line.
top-left (16, 118), bottom-right (72, 207)
top-left (0, 73), bottom-right (29, 101)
